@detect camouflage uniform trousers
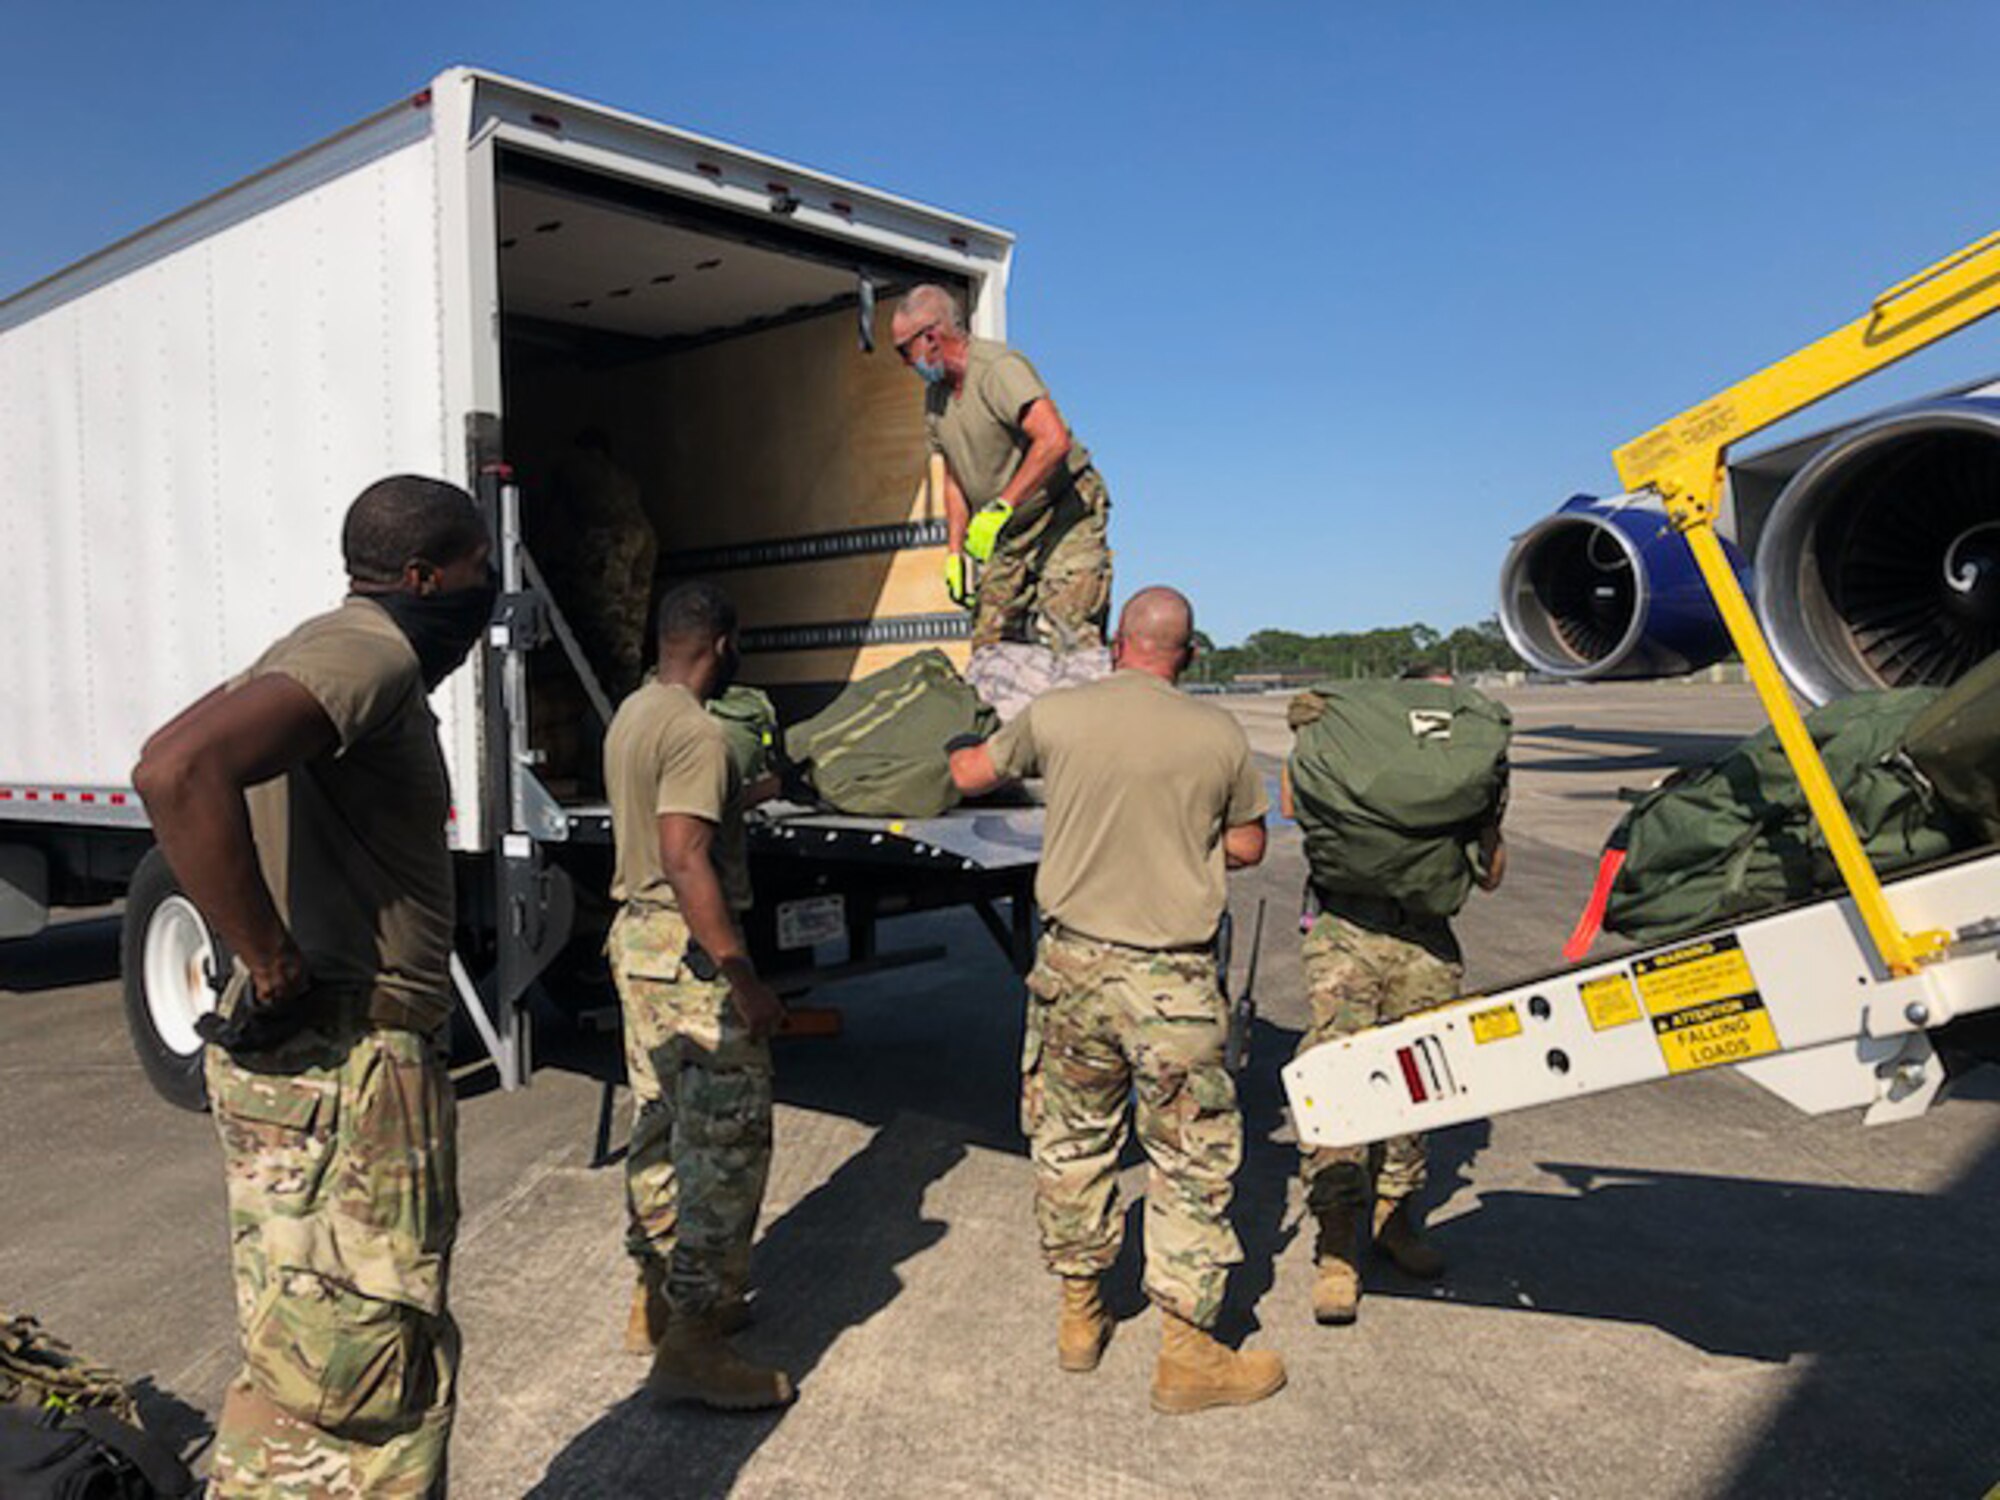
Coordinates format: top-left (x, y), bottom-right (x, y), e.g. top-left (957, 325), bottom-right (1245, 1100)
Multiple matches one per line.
top-left (1295, 906), bottom-right (1464, 1215)
top-left (1022, 926), bottom-right (1244, 1329)
top-left (205, 1011), bottom-right (459, 1499)
top-left (610, 903), bottom-right (773, 1315)
top-left (562, 522), bottom-right (658, 702)
top-left (972, 468), bottom-right (1113, 653)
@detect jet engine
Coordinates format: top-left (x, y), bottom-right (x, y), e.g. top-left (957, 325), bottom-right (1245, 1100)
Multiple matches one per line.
top-left (1498, 494), bottom-right (1745, 680)
top-left (1756, 398), bottom-right (2000, 704)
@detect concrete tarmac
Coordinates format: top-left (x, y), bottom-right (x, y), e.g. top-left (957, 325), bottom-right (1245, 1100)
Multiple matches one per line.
top-left (4, 681), bottom-right (1998, 1496)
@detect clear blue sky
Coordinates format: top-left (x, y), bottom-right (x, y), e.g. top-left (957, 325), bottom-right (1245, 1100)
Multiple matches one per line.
top-left (9, 2), bottom-right (2000, 645)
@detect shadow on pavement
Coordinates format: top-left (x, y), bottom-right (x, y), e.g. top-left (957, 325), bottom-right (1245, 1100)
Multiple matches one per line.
top-left (1709, 1083), bottom-right (2000, 1498)
top-left (1510, 722), bottom-right (1747, 775)
top-left (1214, 1013), bottom-right (1308, 1344)
top-left (0, 915), bottom-right (122, 993)
top-left (1368, 1088), bottom-right (2000, 1500)
top-left (526, 1112), bottom-right (962, 1499)
top-left (1380, 1145), bottom-right (2000, 1359)
top-left (129, 1375), bottom-right (214, 1473)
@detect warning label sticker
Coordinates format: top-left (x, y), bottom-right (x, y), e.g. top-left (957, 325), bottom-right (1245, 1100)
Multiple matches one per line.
top-left (1578, 974), bottom-right (1642, 1032)
top-left (1632, 935), bottom-right (1780, 1074)
top-left (1469, 1002), bottom-right (1522, 1045)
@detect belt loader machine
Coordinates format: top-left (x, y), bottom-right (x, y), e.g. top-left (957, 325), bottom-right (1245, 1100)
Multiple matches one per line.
top-left (1287, 228), bottom-right (2000, 1148)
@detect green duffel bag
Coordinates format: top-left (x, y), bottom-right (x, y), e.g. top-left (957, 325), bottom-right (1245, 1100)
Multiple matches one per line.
top-left (1602, 688), bottom-right (1968, 945)
top-left (708, 684), bottom-right (779, 785)
top-left (1287, 680), bottom-right (1512, 918)
top-left (1905, 650), bottom-right (2000, 846)
top-left (784, 650), bottom-right (999, 817)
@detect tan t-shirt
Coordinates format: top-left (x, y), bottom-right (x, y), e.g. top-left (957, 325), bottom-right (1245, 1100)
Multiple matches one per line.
top-left (926, 338), bottom-right (1092, 517)
top-left (241, 598), bottom-right (455, 1032)
top-left (987, 670), bottom-right (1267, 949)
top-left (605, 680), bottom-right (751, 911)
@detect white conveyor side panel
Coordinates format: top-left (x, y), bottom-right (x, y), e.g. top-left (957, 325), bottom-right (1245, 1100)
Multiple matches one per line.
top-left (1284, 850), bottom-right (2000, 1147)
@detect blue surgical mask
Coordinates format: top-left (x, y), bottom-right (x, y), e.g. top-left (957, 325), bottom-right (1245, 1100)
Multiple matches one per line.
top-left (913, 356), bottom-right (947, 386)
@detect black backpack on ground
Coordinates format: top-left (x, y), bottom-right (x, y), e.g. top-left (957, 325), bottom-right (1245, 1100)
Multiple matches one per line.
top-left (0, 1310), bottom-right (195, 1498)
top-left (0, 1405), bottom-right (195, 1498)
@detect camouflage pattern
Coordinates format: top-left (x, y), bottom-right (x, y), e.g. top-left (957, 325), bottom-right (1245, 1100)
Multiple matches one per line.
top-left (1295, 906), bottom-right (1463, 1214)
top-left (205, 1017), bottom-right (459, 1498)
top-left (609, 904), bottom-right (774, 1316)
top-left (1, 1309), bottom-right (136, 1423)
top-left (972, 468), bottom-right (1113, 653)
top-left (1022, 926), bottom-right (1244, 1329)
top-left (964, 642), bottom-right (1112, 723)
top-left (562, 522), bottom-right (658, 702)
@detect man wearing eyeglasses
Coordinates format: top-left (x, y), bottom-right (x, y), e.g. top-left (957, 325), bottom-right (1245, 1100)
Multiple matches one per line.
top-left (891, 284), bottom-right (1113, 654)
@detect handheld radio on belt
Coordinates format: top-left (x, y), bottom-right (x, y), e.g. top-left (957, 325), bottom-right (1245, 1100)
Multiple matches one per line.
top-left (1224, 900), bottom-right (1266, 1073)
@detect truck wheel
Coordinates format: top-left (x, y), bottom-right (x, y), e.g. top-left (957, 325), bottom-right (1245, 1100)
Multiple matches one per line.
top-left (120, 848), bottom-right (225, 1111)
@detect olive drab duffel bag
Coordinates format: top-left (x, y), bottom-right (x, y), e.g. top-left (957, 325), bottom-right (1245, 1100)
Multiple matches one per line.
top-left (783, 649), bottom-right (1000, 817)
top-left (1567, 688), bottom-right (1973, 953)
top-left (1287, 680), bottom-right (1512, 918)
top-left (1904, 649), bottom-right (2000, 847)
top-left (708, 683), bottom-right (780, 786)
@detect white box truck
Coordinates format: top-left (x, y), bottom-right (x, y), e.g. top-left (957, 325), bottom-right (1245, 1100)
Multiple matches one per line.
top-left (0, 66), bottom-right (1042, 1108)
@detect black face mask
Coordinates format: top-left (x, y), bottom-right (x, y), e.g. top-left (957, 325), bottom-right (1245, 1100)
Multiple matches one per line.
top-left (370, 573), bottom-right (500, 690)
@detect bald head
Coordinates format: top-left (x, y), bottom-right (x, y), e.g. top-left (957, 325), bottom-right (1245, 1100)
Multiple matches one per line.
top-left (1113, 587), bottom-right (1196, 681)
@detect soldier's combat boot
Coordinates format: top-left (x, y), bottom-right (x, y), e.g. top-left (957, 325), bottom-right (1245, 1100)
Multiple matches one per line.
top-left (1373, 1196), bottom-right (1445, 1279)
top-left (1057, 1275), bottom-right (1111, 1373)
top-left (624, 1264), bottom-right (668, 1355)
top-left (647, 1311), bottom-right (796, 1412)
top-left (627, 1270), bottom-right (750, 1354)
top-left (716, 1244), bottom-right (755, 1336)
top-left (1311, 1203), bottom-right (1362, 1326)
top-left (1150, 1311), bottom-right (1287, 1415)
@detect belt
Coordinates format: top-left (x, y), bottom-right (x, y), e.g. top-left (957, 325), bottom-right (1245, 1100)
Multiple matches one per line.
top-left (1011, 465), bottom-right (1097, 530)
top-left (287, 982), bottom-right (439, 1035)
top-left (619, 896), bottom-right (685, 920)
top-left (1312, 886), bottom-right (1433, 934)
top-left (362, 988), bottom-right (440, 1034)
top-left (1045, 919), bottom-right (1217, 956)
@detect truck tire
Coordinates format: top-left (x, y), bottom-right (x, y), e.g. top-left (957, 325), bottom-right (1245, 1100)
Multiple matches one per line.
top-left (119, 848), bottom-right (225, 1112)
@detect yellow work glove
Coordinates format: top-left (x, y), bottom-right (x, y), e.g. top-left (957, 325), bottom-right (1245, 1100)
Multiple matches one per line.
top-left (963, 499), bottom-right (1014, 563)
top-left (943, 552), bottom-right (975, 609)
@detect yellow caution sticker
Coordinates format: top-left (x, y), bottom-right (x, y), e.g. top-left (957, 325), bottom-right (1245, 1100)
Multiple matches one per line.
top-left (1579, 973), bottom-right (1642, 1032)
top-left (1469, 1002), bottom-right (1522, 1045)
top-left (1632, 935), bottom-right (1780, 1074)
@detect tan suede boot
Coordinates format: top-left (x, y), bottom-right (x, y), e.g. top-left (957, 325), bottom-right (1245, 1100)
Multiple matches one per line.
top-left (718, 1244), bottom-right (754, 1335)
top-left (1373, 1196), bottom-right (1445, 1279)
top-left (1057, 1276), bottom-right (1111, 1373)
top-left (1311, 1203), bottom-right (1362, 1326)
top-left (628, 1261), bottom-right (754, 1355)
top-left (1150, 1311), bottom-right (1287, 1415)
top-left (623, 1265), bottom-right (668, 1355)
top-left (647, 1310), bottom-right (796, 1411)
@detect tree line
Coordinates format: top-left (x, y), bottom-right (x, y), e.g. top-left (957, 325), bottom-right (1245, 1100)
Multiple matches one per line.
top-left (1187, 617), bottom-right (1526, 685)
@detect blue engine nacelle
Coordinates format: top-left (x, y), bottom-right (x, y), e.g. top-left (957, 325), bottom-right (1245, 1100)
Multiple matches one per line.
top-left (1498, 494), bottom-right (1748, 680)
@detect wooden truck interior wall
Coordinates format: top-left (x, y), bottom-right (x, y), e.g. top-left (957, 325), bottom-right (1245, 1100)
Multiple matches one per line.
top-left (493, 168), bottom-right (972, 792)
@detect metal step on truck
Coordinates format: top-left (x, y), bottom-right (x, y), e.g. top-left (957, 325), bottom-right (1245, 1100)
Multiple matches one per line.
top-left (0, 66), bottom-right (1042, 1110)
